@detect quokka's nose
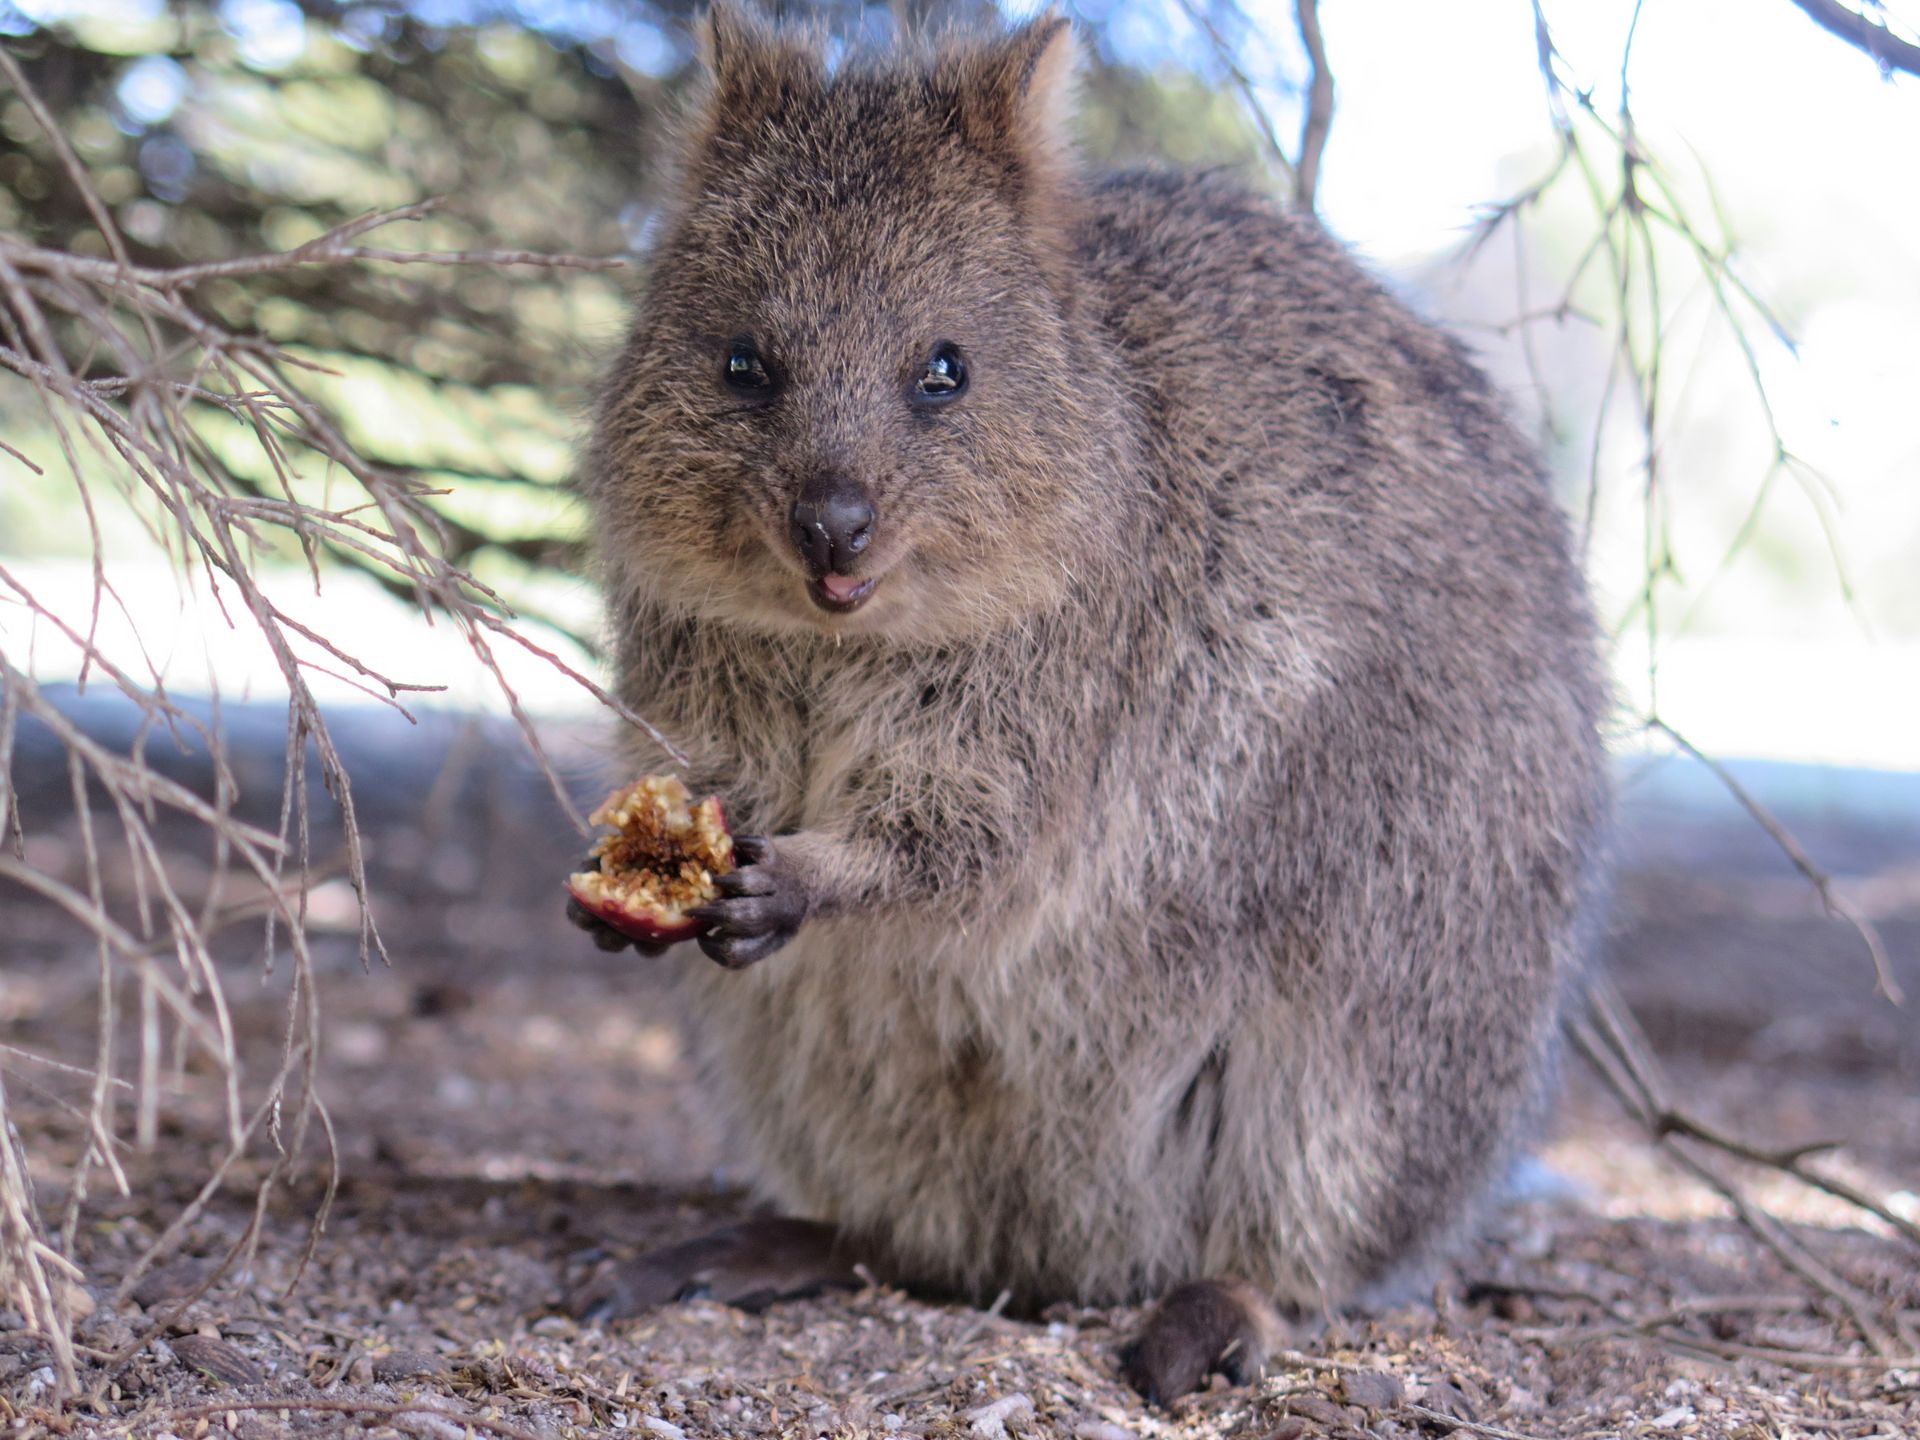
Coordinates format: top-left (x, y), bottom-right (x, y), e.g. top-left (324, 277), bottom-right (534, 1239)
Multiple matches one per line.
top-left (789, 485), bottom-right (875, 576)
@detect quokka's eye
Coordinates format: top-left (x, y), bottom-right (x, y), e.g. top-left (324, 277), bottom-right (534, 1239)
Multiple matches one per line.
top-left (724, 343), bottom-right (772, 392)
top-left (912, 343), bottom-right (968, 404)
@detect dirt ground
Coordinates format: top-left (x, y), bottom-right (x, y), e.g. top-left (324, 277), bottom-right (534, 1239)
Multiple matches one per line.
top-left (2, 701), bottom-right (1917, 1439)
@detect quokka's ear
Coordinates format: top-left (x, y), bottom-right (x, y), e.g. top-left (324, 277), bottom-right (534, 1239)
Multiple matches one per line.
top-left (933, 11), bottom-right (1083, 278)
top-left (936, 10), bottom-right (1080, 167)
top-left (932, 10), bottom-right (1082, 221)
top-left (690, 0), bottom-right (825, 139)
top-left (976, 10), bottom-right (1080, 161)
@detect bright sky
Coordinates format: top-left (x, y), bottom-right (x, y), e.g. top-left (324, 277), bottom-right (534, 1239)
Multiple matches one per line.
top-left (1238, 0), bottom-right (1920, 771)
top-left (1258, 3), bottom-right (1920, 267)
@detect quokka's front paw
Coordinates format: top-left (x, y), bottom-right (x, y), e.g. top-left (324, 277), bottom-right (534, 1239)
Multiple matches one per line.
top-left (692, 835), bottom-right (809, 968)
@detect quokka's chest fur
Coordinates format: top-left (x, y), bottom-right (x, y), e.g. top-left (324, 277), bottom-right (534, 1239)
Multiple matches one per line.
top-left (622, 610), bottom-right (1175, 906)
top-left (672, 888), bottom-right (1308, 1306)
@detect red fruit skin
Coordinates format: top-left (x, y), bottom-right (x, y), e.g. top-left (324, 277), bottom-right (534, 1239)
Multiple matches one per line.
top-left (563, 791), bottom-right (733, 946)
top-left (563, 877), bottom-right (707, 944)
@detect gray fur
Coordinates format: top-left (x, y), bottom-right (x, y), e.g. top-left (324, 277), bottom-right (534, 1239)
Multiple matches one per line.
top-left (580, 6), bottom-right (1613, 1316)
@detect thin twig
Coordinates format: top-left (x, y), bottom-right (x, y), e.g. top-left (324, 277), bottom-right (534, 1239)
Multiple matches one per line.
top-left (1403, 1406), bottom-right (1551, 1440)
top-left (1175, 0), bottom-right (1299, 192)
top-left (1643, 719), bottom-right (1902, 1005)
top-left (1522, 1322), bottom-right (1920, 1373)
top-left (166, 1398), bottom-right (551, 1440)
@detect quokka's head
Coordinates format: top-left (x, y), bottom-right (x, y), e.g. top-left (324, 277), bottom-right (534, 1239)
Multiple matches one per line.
top-left (587, 2), bottom-right (1133, 644)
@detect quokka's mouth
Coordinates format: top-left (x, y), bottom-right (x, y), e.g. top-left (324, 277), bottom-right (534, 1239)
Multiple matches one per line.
top-left (809, 573), bottom-right (878, 613)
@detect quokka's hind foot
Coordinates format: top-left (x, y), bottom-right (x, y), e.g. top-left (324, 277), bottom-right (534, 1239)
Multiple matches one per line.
top-left (1118, 1277), bottom-right (1285, 1405)
top-left (567, 1216), bottom-right (861, 1319)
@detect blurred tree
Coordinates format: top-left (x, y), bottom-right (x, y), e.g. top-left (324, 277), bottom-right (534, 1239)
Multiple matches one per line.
top-left (2, 3), bottom-right (669, 639)
top-left (0, 0), bottom-right (1278, 647)
top-left (5, 0), bottom-right (1913, 649)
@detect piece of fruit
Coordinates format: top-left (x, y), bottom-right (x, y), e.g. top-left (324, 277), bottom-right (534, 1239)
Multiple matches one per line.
top-left (565, 775), bottom-right (734, 944)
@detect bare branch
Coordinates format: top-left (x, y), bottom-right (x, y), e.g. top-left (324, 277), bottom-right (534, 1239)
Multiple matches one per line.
top-left (1176, 0), bottom-right (1300, 192)
top-left (165, 1399), bottom-right (550, 1440)
top-left (0, 53), bottom-right (664, 1406)
top-left (1788, 0), bottom-right (1920, 76)
top-left (1293, 0), bottom-right (1335, 212)
top-left (1571, 978), bottom-right (1920, 1359)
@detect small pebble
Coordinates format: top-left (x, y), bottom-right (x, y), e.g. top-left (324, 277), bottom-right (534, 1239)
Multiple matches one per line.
top-left (1418, 1380), bottom-right (1476, 1420)
top-left (1339, 1369), bottom-right (1405, 1410)
top-left (170, 1334), bottom-right (265, 1386)
top-left (370, 1349), bottom-right (449, 1382)
top-left (1283, 1394), bottom-right (1349, 1427)
top-left (966, 1393), bottom-right (1035, 1438)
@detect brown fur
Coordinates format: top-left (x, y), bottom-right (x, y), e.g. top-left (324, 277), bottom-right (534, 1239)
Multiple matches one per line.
top-left (580, 2), bottom-right (1612, 1328)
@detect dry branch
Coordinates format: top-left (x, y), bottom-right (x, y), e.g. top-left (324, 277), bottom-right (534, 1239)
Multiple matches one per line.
top-left (0, 51), bottom-right (669, 1407)
top-left (1570, 978), bottom-right (1920, 1361)
top-left (1402, 1406), bottom-right (1550, 1440)
top-left (1471, 19), bottom-right (1915, 1358)
top-left (1175, 0), bottom-right (1300, 194)
top-left (1176, 0), bottom-right (1339, 212)
top-left (167, 1397), bottom-right (553, 1440)
top-left (1788, 0), bottom-right (1920, 76)
top-left (1292, 0), bottom-right (1335, 212)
